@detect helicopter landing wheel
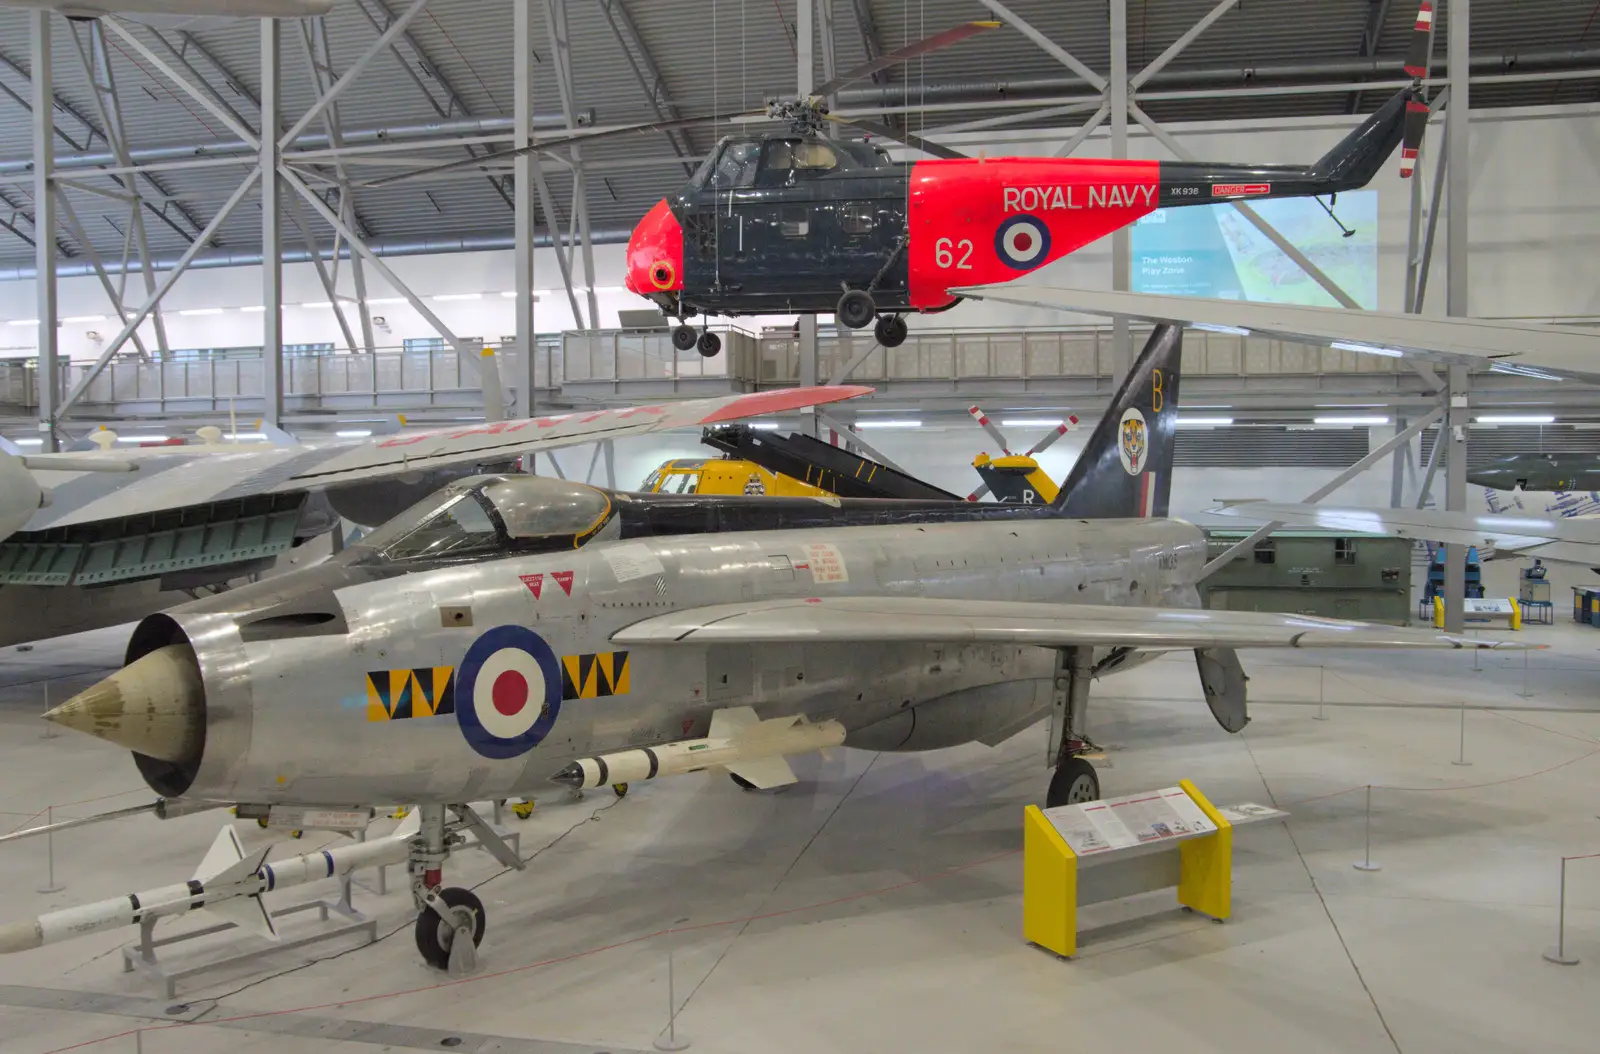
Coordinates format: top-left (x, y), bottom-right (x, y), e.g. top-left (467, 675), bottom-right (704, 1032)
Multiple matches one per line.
top-left (696, 330), bottom-right (722, 357)
top-left (671, 324), bottom-right (697, 351)
top-left (836, 289), bottom-right (876, 330)
top-left (874, 314), bottom-right (908, 348)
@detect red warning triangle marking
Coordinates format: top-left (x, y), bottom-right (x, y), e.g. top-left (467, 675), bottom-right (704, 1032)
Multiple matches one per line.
top-left (519, 573), bottom-right (544, 599)
top-left (552, 570), bottom-right (574, 596)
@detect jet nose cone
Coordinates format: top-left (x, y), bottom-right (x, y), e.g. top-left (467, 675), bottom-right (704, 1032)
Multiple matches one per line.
top-left (45, 644), bottom-right (204, 762)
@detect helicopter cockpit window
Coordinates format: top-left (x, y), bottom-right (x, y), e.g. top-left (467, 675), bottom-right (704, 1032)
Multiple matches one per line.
top-left (761, 139), bottom-right (838, 182)
top-left (709, 140), bottom-right (760, 189)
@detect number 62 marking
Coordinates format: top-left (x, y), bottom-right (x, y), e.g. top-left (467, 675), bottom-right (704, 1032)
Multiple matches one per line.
top-left (934, 237), bottom-right (973, 269)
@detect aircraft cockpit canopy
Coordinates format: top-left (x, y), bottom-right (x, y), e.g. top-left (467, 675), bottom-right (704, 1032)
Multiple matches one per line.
top-left (354, 475), bottom-right (612, 564)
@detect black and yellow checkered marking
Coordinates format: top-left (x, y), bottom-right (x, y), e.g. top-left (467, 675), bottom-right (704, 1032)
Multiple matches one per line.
top-left (560, 651), bottom-right (630, 700)
top-left (366, 666), bottom-right (456, 722)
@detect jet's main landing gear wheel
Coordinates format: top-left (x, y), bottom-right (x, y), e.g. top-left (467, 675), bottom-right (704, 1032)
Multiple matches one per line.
top-left (874, 314), bottom-right (908, 347)
top-left (1045, 757), bottom-right (1100, 808)
top-left (696, 330), bottom-right (721, 357)
top-left (414, 887), bottom-right (486, 971)
top-left (671, 324), bottom-right (697, 351)
top-left (836, 289), bottom-right (876, 330)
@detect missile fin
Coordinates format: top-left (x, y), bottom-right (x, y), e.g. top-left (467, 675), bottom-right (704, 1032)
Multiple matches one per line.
top-left (193, 824), bottom-right (246, 883)
top-left (708, 705), bottom-right (761, 740)
top-left (201, 893), bottom-right (279, 943)
top-left (723, 756), bottom-right (798, 790)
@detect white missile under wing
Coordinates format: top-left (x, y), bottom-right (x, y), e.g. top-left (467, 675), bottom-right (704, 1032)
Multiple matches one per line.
top-left (613, 596), bottom-right (1531, 652)
top-left (1212, 500), bottom-right (1600, 567)
top-left (19, 386), bottom-right (870, 533)
top-left (948, 284), bottom-right (1600, 386)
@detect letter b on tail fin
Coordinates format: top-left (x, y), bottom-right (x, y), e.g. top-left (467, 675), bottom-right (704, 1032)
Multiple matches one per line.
top-left (1052, 323), bottom-right (1183, 519)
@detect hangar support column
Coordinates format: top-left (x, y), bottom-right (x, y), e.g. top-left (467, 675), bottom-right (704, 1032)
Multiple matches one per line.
top-left (261, 18), bottom-right (283, 429)
top-left (30, 12), bottom-right (57, 452)
top-left (1442, 0), bottom-right (1471, 634)
top-left (514, 0), bottom-right (537, 418)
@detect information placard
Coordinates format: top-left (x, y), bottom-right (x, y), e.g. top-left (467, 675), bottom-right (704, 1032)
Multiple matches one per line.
top-left (1043, 786), bottom-right (1216, 856)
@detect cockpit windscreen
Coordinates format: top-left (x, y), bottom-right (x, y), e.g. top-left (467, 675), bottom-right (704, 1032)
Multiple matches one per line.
top-left (353, 475), bottom-right (612, 565)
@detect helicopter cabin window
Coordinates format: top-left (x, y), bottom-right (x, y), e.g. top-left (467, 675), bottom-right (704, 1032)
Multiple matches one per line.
top-left (710, 140), bottom-right (760, 189)
top-left (779, 205), bottom-right (810, 239)
top-left (840, 204), bottom-right (875, 235)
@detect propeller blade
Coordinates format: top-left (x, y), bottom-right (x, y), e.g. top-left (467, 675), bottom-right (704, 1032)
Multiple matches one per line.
top-left (366, 109), bottom-right (763, 188)
top-left (831, 115), bottom-right (970, 160)
top-left (968, 405), bottom-right (1011, 455)
top-left (1023, 415), bottom-right (1081, 457)
top-left (1398, 2), bottom-right (1435, 179)
top-left (813, 20), bottom-right (1001, 99)
top-left (966, 483), bottom-right (992, 502)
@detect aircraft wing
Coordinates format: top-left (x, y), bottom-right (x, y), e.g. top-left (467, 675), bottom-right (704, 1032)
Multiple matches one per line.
top-left (22, 386), bottom-right (870, 531)
top-left (612, 596), bottom-right (1527, 651)
top-left (949, 283), bottom-right (1600, 386)
top-left (1211, 500), bottom-right (1600, 566)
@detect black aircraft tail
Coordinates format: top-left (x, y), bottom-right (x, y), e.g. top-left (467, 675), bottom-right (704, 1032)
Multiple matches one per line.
top-left (1051, 324), bottom-right (1182, 520)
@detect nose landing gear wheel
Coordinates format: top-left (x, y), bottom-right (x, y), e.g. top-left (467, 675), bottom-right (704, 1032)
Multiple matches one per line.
top-left (873, 314), bottom-right (908, 348)
top-left (696, 331), bottom-right (721, 357)
top-left (671, 325), bottom-right (697, 351)
top-left (836, 289), bottom-right (876, 330)
top-left (415, 886), bottom-right (486, 971)
top-left (1045, 757), bottom-right (1100, 809)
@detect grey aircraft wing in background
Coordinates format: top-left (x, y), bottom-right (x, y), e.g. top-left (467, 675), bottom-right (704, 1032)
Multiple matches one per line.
top-left (1211, 500), bottom-right (1600, 567)
top-left (1468, 453), bottom-right (1600, 493)
top-left (950, 283), bottom-right (1600, 386)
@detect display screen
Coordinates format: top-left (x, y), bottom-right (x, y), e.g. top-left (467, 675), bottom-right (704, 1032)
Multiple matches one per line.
top-left (1130, 190), bottom-right (1378, 309)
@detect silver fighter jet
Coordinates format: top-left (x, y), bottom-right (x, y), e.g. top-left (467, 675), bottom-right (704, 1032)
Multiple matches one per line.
top-left (30, 325), bottom-right (1526, 970)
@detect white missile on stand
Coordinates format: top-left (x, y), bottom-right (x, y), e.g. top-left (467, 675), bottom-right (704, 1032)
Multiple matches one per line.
top-left (551, 707), bottom-right (847, 791)
top-left (0, 812), bottom-right (420, 955)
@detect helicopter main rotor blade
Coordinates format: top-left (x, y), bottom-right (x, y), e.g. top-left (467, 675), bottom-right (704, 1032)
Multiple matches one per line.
top-left (365, 109), bottom-right (763, 188)
top-left (827, 115), bottom-right (970, 160)
top-left (812, 20), bottom-right (1001, 99)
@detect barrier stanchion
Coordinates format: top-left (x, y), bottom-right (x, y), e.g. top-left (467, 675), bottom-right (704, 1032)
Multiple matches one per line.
top-left (37, 804), bottom-right (63, 894)
top-left (1453, 696), bottom-right (1472, 767)
top-left (1543, 856), bottom-right (1582, 966)
top-left (1313, 665), bottom-right (1328, 721)
top-left (653, 944), bottom-right (691, 1051)
top-left (1353, 786), bottom-right (1382, 872)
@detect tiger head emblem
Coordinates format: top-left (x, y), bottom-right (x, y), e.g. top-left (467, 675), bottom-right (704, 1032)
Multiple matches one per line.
top-left (1118, 408), bottom-right (1148, 475)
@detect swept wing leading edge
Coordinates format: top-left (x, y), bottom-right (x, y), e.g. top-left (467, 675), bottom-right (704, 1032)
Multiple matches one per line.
top-left (612, 596), bottom-right (1529, 651)
top-left (20, 385), bottom-right (871, 531)
top-left (949, 284), bottom-right (1600, 386)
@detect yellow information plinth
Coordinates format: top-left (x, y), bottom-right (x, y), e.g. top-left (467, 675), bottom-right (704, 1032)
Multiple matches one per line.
top-left (1023, 780), bottom-right (1251, 959)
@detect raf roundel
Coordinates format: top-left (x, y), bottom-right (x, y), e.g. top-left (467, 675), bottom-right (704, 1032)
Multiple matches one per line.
top-left (994, 214), bottom-right (1051, 271)
top-left (455, 625), bottom-right (564, 759)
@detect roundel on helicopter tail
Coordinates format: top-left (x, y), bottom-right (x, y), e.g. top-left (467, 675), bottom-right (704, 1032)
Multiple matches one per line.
top-left (994, 214), bottom-right (1051, 271)
top-left (455, 625), bottom-right (563, 759)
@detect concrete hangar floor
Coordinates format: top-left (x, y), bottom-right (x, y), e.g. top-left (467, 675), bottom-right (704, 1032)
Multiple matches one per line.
top-left (0, 560), bottom-right (1597, 1054)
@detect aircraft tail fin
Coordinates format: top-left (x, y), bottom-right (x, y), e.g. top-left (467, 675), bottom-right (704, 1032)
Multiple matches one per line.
top-left (1052, 323), bottom-right (1182, 519)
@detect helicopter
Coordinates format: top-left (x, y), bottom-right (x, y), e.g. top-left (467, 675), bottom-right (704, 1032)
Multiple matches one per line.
top-left (378, 7), bottom-right (1438, 357)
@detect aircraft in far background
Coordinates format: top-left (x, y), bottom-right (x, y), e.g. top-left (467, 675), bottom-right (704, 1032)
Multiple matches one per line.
top-left (1470, 453), bottom-right (1600, 494)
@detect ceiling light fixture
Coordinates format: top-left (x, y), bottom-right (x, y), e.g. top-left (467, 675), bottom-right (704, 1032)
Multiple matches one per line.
top-left (61, 315), bottom-right (107, 323)
top-left (433, 293), bottom-right (483, 302)
top-left (1313, 415), bottom-right (1391, 426)
top-left (855, 419), bottom-right (921, 429)
top-left (178, 308), bottom-right (223, 317)
top-left (1475, 414), bottom-right (1556, 425)
top-left (1176, 416), bottom-right (1234, 427)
